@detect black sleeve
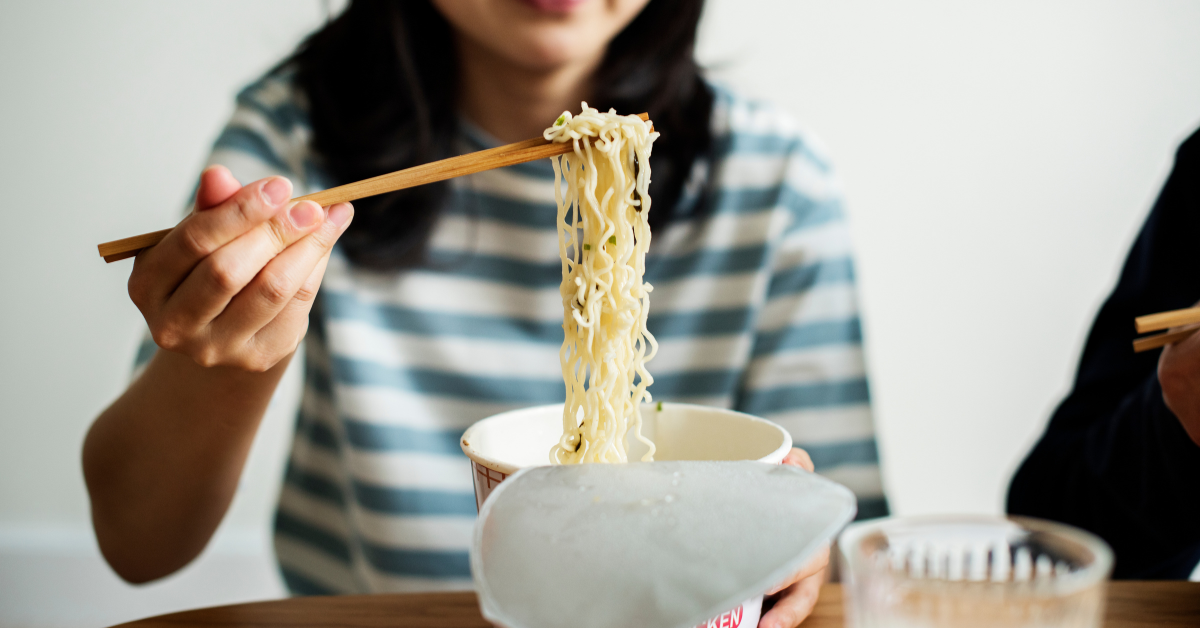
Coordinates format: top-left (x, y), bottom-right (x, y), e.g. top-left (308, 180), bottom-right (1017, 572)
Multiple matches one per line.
top-left (1006, 128), bottom-right (1200, 579)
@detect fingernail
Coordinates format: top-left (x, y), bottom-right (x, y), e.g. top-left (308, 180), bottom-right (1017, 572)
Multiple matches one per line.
top-left (327, 202), bottom-right (353, 229)
top-left (262, 177), bottom-right (292, 207)
top-left (289, 201), bottom-right (322, 229)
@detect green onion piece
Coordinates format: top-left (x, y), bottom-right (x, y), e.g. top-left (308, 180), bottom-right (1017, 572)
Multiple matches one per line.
top-left (554, 114), bottom-right (566, 126)
top-left (656, 401), bottom-right (663, 411)
top-left (608, 235), bottom-right (616, 245)
top-left (583, 244), bottom-right (591, 250)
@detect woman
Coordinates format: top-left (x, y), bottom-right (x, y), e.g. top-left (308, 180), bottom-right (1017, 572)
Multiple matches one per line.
top-left (83, 1), bottom-right (886, 625)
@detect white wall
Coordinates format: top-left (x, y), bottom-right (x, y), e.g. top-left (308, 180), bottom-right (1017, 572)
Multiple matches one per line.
top-left (1, 0), bottom-right (1198, 626)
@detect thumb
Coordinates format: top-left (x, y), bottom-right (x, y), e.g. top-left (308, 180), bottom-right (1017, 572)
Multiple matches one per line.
top-left (194, 165), bottom-right (245, 211)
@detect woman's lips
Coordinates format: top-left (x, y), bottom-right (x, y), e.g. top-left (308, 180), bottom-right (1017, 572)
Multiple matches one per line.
top-left (520, 0), bottom-right (589, 13)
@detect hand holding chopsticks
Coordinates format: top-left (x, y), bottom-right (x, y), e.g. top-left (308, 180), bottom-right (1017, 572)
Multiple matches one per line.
top-left (96, 113), bottom-right (651, 263)
top-left (1133, 306), bottom-right (1200, 352)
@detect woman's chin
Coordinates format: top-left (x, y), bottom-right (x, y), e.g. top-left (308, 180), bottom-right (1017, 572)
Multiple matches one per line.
top-left (506, 32), bottom-right (599, 71)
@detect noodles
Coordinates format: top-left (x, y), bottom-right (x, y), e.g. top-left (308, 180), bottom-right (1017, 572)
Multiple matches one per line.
top-left (545, 104), bottom-right (659, 465)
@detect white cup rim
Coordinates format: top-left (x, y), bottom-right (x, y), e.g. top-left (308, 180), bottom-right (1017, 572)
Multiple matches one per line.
top-left (460, 401), bottom-right (793, 474)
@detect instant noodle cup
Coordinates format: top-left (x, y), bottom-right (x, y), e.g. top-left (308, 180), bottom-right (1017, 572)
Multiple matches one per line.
top-left (461, 402), bottom-right (818, 628)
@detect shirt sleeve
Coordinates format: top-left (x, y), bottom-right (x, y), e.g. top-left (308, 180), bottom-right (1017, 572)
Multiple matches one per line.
top-left (1007, 128), bottom-right (1200, 579)
top-left (733, 139), bottom-right (888, 520)
top-left (133, 71), bottom-right (314, 375)
top-left (207, 73), bottom-right (314, 189)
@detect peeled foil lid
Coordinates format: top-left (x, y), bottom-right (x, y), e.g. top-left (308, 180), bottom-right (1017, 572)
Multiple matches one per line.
top-left (471, 460), bottom-right (857, 628)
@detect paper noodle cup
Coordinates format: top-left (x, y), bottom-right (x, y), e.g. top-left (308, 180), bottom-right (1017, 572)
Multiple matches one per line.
top-left (460, 402), bottom-right (794, 628)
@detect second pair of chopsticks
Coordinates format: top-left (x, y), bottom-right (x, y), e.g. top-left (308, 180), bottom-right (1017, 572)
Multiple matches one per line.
top-left (1133, 306), bottom-right (1200, 352)
top-left (97, 113), bottom-right (651, 263)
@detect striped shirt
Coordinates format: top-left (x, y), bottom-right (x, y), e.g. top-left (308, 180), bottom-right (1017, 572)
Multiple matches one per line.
top-left (139, 69), bottom-right (887, 594)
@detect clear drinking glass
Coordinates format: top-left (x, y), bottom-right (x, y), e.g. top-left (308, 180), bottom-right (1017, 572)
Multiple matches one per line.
top-left (839, 516), bottom-right (1113, 628)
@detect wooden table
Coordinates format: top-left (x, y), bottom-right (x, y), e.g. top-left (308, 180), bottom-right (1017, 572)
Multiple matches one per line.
top-left (114, 582), bottom-right (1200, 628)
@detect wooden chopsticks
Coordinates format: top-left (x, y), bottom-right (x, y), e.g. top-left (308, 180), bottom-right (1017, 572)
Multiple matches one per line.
top-left (97, 113), bottom-right (651, 263)
top-left (1133, 306), bottom-right (1200, 352)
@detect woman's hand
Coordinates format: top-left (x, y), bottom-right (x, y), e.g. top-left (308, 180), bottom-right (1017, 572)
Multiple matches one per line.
top-left (128, 165), bottom-right (352, 372)
top-left (85, 165), bottom-right (353, 583)
top-left (1158, 308), bottom-right (1200, 447)
top-left (759, 448), bottom-right (829, 628)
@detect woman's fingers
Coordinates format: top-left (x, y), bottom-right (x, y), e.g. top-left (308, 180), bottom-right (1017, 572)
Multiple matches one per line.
top-left (222, 202), bottom-right (351, 323)
top-left (124, 169), bottom-right (349, 373)
top-left (212, 203), bottom-right (353, 367)
top-left (759, 570), bottom-right (824, 628)
top-left (162, 200), bottom-right (326, 331)
top-left (783, 448), bottom-right (815, 472)
top-left (249, 247), bottom-right (335, 361)
top-left (132, 176), bottom-right (294, 310)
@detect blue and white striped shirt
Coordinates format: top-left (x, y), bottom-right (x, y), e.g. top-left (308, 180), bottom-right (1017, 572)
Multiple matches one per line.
top-left (140, 69), bottom-right (887, 594)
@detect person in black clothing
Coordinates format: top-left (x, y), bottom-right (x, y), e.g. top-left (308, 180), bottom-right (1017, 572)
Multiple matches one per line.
top-left (1007, 126), bottom-right (1200, 579)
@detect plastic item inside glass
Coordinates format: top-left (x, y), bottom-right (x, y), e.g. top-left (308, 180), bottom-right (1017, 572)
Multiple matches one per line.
top-left (839, 516), bottom-right (1114, 628)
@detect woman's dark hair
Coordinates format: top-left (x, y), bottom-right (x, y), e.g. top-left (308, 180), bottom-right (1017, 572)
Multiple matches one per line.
top-left (293, 0), bottom-right (712, 270)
